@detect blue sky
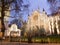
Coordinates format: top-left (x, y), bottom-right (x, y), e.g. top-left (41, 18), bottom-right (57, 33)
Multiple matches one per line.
top-left (23, 0), bottom-right (51, 21)
top-left (29, 0), bottom-right (52, 14)
top-left (9, 0), bottom-right (60, 22)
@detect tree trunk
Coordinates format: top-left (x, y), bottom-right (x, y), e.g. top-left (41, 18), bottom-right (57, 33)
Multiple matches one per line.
top-left (1, 17), bottom-right (5, 37)
top-left (27, 33), bottom-right (32, 43)
top-left (1, 0), bottom-right (5, 37)
top-left (28, 36), bottom-right (32, 43)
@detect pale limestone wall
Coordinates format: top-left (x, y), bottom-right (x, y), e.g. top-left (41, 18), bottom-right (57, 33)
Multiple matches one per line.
top-left (48, 15), bottom-right (60, 34)
top-left (26, 10), bottom-right (60, 35)
top-left (27, 11), bottom-right (49, 31)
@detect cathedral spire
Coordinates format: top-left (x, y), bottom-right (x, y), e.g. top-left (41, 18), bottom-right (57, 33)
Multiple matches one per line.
top-left (43, 8), bottom-right (45, 11)
top-left (37, 6), bottom-right (40, 12)
top-left (28, 14), bottom-right (29, 19)
top-left (28, 14), bottom-right (29, 16)
top-left (43, 8), bottom-right (47, 14)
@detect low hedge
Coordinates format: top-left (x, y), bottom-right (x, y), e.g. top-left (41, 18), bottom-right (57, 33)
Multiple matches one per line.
top-left (21, 35), bottom-right (60, 43)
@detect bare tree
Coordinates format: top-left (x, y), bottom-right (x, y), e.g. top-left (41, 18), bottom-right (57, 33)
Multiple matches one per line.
top-left (47, 0), bottom-right (60, 14)
top-left (0, 0), bottom-right (29, 37)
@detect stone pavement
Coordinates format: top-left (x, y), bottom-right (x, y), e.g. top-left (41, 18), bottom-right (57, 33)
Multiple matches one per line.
top-left (0, 42), bottom-right (60, 45)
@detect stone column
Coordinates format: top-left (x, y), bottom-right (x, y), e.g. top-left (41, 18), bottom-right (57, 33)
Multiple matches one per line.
top-left (56, 17), bottom-right (59, 34)
top-left (43, 18), bottom-right (45, 28)
top-left (38, 15), bottom-right (40, 29)
top-left (49, 19), bottom-right (51, 34)
top-left (51, 17), bottom-right (54, 34)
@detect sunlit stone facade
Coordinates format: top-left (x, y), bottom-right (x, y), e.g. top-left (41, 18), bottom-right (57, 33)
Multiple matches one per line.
top-left (0, 7), bottom-right (10, 30)
top-left (27, 10), bottom-right (60, 35)
top-left (4, 7), bottom-right (10, 30)
top-left (48, 15), bottom-right (60, 34)
top-left (5, 24), bottom-right (21, 36)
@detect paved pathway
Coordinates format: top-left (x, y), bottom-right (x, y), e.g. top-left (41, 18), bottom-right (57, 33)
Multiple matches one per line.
top-left (0, 42), bottom-right (60, 45)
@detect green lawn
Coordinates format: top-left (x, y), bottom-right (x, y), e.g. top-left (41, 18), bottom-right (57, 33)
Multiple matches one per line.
top-left (21, 35), bottom-right (60, 43)
top-left (8, 35), bottom-right (60, 43)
